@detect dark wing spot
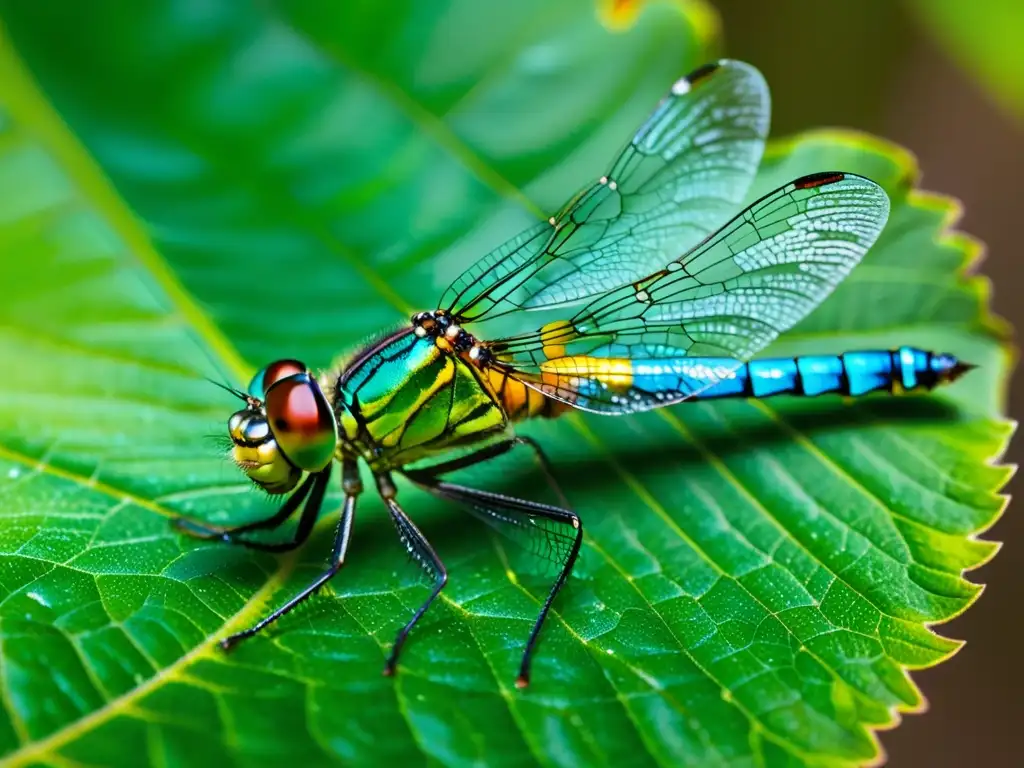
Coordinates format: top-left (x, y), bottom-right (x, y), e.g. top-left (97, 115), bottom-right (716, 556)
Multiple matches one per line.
top-left (794, 172), bottom-right (846, 190)
top-left (687, 61), bottom-right (722, 87)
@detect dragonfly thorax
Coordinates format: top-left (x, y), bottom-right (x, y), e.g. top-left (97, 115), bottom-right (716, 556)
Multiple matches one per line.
top-left (328, 326), bottom-right (510, 472)
top-left (411, 310), bottom-right (493, 366)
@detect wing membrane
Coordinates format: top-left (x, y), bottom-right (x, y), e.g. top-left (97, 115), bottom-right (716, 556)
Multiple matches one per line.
top-left (491, 173), bottom-right (891, 413)
top-left (442, 59), bottom-right (770, 322)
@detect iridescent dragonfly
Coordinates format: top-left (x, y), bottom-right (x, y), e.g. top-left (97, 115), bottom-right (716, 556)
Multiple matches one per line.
top-left (177, 60), bottom-right (971, 687)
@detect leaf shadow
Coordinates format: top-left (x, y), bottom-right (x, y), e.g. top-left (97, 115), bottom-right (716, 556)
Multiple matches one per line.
top-left (564, 396), bottom-right (955, 481)
top-left (435, 395), bottom-right (961, 552)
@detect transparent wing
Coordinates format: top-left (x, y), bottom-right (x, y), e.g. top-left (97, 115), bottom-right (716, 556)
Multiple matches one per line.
top-left (441, 59), bottom-right (770, 322)
top-left (488, 173), bottom-right (891, 414)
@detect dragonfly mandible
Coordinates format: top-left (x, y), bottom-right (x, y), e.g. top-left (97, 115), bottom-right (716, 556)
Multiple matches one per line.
top-left (176, 60), bottom-right (973, 687)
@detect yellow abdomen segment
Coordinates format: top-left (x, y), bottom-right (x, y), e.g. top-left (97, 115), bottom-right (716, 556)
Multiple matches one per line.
top-left (483, 355), bottom-right (635, 420)
top-left (539, 356), bottom-right (633, 388)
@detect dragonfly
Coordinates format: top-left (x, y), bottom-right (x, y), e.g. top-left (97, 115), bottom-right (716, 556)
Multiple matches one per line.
top-left (176, 60), bottom-right (972, 687)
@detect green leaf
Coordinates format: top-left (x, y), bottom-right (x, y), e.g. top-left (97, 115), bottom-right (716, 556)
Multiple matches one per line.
top-left (0, 2), bottom-right (1011, 766)
top-left (907, 0), bottom-right (1024, 120)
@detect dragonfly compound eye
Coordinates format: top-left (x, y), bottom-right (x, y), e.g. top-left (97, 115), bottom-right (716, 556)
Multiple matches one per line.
top-left (264, 373), bottom-right (338, 472)
top-left (247, 358), bottom-right (308, 398)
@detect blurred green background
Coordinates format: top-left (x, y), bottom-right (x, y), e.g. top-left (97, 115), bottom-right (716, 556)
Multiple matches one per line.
top-left (711, 0), bottom-right (1022, 764)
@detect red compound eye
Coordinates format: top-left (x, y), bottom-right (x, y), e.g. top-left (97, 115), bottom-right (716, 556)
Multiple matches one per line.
top-left (248, 359), bottom-right (308, 398)
top-left (264, 373), bottom-right (338, 472)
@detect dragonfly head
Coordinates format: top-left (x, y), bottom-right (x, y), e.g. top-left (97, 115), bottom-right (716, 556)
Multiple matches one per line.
top-left (223, 360), bottom-right (338, 494)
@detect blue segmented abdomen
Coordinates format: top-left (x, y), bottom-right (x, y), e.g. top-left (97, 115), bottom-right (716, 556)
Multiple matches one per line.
top-left (631, 347), bottom-right (968, 401)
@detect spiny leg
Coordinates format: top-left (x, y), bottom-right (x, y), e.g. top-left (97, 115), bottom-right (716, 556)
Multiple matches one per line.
top-left (174, 472), bottom-right (315, 543)
top-left (417, 478), bottom-right (582, 688)
top-left (402, 436), bottom-right (523, 480)
top-left (495, 437), bottom-right (581, 685)
top-left (220, 461), bottom-right (360, 650)
top-left (378, 474), bottom-right (448, 677)
top-left (404, 436), bottom-right (564, 504)
top-left (176, 468), bottom-right (331, 553)
top-left (224, 469), bottom-right (329, 553)
top-left (405, 435), bottom-right (580, 686)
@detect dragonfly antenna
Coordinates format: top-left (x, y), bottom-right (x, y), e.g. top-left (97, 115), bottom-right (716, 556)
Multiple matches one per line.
top-left (205, 376), bottom-right (249, 401)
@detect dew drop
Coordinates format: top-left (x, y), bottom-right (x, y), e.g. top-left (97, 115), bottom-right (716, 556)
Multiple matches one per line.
top-left (26, 591), bottom-right (51, 609)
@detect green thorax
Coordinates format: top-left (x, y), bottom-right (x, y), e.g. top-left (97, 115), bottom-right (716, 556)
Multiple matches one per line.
top-left (329, 328), bottom-right (507, 470)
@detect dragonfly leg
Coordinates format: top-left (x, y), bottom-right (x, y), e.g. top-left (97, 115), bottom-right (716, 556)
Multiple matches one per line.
top-left (403, 435), bottom-right (562, 490)
top-left (404, 436), bottom-right (580, 686)
top-left (173, 473), bottom-right (314, 541)
top-left (174, 468), bottom-right (331, 553)
top-left (377, 474), bottom-right (448, 677)
top-left (402, 436), bottom-right (522, 480)
top-left (415, 478), bottom-right (582, 689)
top-left (220, 461), bottom-right (361, 650)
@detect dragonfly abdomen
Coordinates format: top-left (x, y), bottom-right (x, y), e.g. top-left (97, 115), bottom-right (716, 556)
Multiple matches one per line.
top-left (685, 347), bottom-right (971, 401)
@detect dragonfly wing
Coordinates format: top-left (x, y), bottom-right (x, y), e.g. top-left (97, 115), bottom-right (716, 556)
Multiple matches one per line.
top-left (442, 59), bottom-right (770, 322)
top-left (490, 172), bottom-right (891, 413)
